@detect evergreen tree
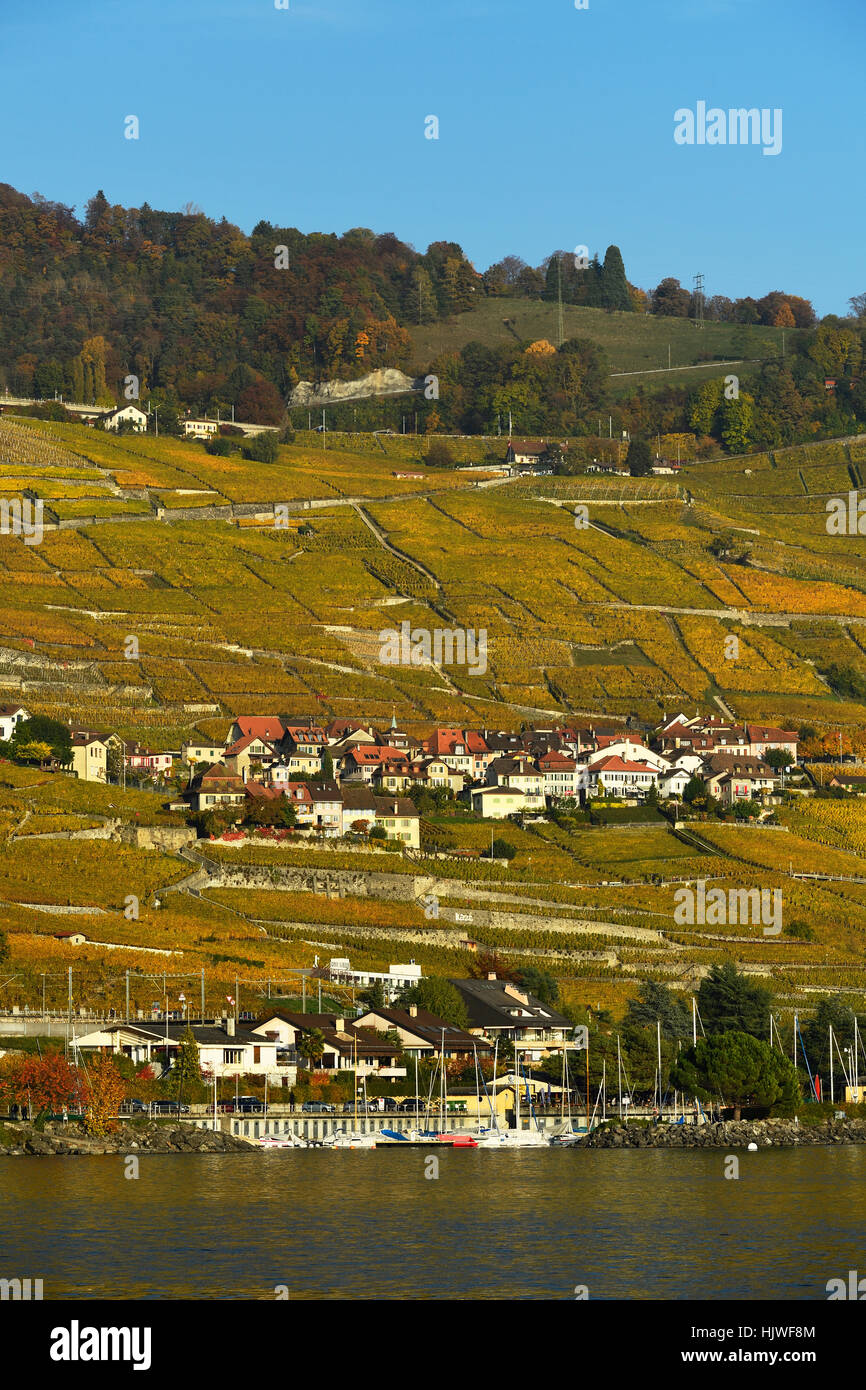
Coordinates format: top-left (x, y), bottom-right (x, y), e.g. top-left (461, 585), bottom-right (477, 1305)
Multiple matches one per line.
top-left (626, 437), bottom-right (653, 476)
top-left (623, 980), bottom-right (691, 1040)
top-left (601, 245), bottom-right (631, 312)
top-left (698, 962), bottom-right (772, 1039)
top-left (168, 1028), bottom-right (202, 1097)
top-left (671, 1032), bottom-right (799, 1120)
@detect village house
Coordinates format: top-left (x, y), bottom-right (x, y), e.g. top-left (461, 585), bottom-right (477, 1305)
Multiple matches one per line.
top-left (0, 703), bottom-right (29, 742)
top-left (182, 740), bottom-right (225, 766)
top-left (250, 1012), bottom-right (405, 1079)
top-left (745, 723), bottom-right (799, 763)
top-left (339, 784), bottom-right (420, 847)
top-left (280, 723), bottom-right (329, 776)
top-left (74, 1017), bottom-right (281, 1082)
top-left (69, 731), bottom-right (110, 783)
top-left (188, 763), bottom-right (247, 811)
top-left (342, 745), bottom-right (410, 784)
top-left (407, 756), bottom-right (464, 794)
top-left (307, 781), bottom-right (344, 835)
top-left (423, 728), bottom-right (477, 779)
top-left (469, 785), bottom-right (528, 818)
top-left (223, 733), bottom-right (278, 781)
top-left (485, 755), bottom-right (546, 811)
top-left (449, 976), bottom-right (571, 1056)
top-left (103, 404), bottom-right (148, 433)
top-left (589, 755), bottom-right (660, 798)
top-left (701, 753), bottom-right (777, 805)
top-left (226, 716), bottom-right (288, 746)
top-left (182, 418), bottom-right (219, 439)
top-left (124, 743), bottom-right (173, 776)
top-left (324, 956), bottom-right (423, 999)
top-left (537, 749), bottom-right (587, 800)
top-left (828, 773), bottom-right (866, 795)
top-left (354, 1005), bottom-right (491, 1061)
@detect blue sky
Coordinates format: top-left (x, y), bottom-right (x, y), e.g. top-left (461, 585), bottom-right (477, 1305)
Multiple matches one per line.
top-left (1, 0), bottom-right (861, 315)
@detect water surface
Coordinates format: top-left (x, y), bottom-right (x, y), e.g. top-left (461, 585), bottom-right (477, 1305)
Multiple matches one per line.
top-left (3, 1148), bottom-right (861, 1299)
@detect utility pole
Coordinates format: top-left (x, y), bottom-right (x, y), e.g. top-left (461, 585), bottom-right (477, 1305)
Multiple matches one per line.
top-left (125, 970), bottom-right (130, 1023)
top-left (693, 272), bottom-right (705, 329)
top-left (556, 253), bottom-right (565, 349)
top-left (201, 969), bottom-right (205, 1023)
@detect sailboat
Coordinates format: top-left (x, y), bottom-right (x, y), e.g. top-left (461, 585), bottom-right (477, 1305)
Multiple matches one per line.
top-left (323, 1035), bottom-right (377, 1148)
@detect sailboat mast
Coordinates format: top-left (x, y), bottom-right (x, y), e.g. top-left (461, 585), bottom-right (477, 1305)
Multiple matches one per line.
top-left (657, 1019), bottom-right (662, 1115)
top-left (830, 1023), bottom-right (834, 1106)
top-left (617, 1033), bottom-right (622, 1121)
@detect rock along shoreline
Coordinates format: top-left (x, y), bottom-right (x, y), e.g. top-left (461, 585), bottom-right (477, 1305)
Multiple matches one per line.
top-left (581, 1117), bottom-right (866, 1149)
top-left (0, 1120), bottom-right (256, 1157)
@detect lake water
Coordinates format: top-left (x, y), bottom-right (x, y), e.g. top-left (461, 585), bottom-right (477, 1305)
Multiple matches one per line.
top-left (2, 1147), bottom-right (863, 1300)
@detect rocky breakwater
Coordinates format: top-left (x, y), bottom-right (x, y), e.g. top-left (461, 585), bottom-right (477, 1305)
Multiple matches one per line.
top-left (582, 1117), bottom-right (866, 1149)
top-left (0, 1120), bottom-right (256, 1157)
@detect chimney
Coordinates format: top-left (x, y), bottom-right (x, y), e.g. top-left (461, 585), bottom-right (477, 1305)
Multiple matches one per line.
top-left (334, 1016), bottom-right (345, 1033)
top-left (224, 1016), bottom-right (235, 1037)
top-left (408, 1004), bottom-right (418, 1018)
top-left (487, 972), bottom-right (497, 981)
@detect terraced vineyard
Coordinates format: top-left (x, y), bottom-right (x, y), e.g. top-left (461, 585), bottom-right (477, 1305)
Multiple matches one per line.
top-left (3, 417), bottom-right (866, 745)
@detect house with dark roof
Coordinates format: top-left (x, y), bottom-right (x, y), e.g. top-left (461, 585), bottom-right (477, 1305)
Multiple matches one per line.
top-left (448, 975), bottom-right (571, 1053)
top-left (187, 763), bottom-right (247, 811)
top-left (354, 1004), bottom-right (491, 1060)
top-left (74, 1017), bottom-right (280, 1080)
top-left (251, 1012), bottom-right (405, 1078)
top-left (0, 703), bottom-right (29, 742)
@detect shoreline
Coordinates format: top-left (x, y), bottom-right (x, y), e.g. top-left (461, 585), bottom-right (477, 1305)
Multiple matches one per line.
top-left (581, 1117), bottom-right (866, 1149)
top-left (3, 1116), bottom-right (866, 1155)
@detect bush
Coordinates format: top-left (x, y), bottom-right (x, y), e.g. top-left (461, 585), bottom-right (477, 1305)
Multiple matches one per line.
top-left (205, 435), bottom-right (234, 456)
top-left (242, 431), bottom-right (280, 464)
top-left (424, 440), bottom-right (456, 469)
top-left (786, 919), bottom-right (815, 941)
top-left (490, 837), bottom-right (516, 860)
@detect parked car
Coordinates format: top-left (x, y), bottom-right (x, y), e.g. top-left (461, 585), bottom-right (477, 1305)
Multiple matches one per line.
top-left (399, 1098), bottom-right (424, 1112)
top-left (302, 1101), bottom-right (334, 1113)
top-left (219, 1096), bottom-right (265, 1114)
top-left (151, 1101), bottom-right (190, 1115)
top-left (123, 1099), bottom-right (149, 1114)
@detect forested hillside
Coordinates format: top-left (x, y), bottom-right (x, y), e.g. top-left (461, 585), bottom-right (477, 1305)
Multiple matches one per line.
top-left (2, 182), bottom-right (864, 453)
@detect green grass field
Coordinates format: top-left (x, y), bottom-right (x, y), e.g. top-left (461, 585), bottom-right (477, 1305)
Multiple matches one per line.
top-left (407, 296), bottom-right (788, 378)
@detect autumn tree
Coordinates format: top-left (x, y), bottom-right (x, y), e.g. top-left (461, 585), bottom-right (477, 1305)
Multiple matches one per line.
top-left (83, 1054), bottom-right (126, 1135)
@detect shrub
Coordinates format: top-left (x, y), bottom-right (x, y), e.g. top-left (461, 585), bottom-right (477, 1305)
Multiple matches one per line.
top-left (242, 431), bottom-right (280, 464)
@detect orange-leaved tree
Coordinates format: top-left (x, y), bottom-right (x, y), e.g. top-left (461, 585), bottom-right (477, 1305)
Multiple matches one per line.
top-left (82, 1054), bottom-right (126, 1135)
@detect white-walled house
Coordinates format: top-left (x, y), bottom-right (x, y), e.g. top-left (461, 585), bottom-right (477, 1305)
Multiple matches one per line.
top-left (182, 418), bottom-right (219, 439)
top-left (182, 741), bottom-right (225, 765)
top-left (0, 704), bottom-right (29, 742)
top-left (587, 739), bottom-right (669, 771)
top-left (537, 749), bottom-right (589, 800)
top-left (73, 1019), bottom-right (282, 1081)
top-left (103, 404), bottom-right (148, 433)
top-left (589, 755), bottom-right (660, 797)
top-left (470, 785), bottom-right (528, 818)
